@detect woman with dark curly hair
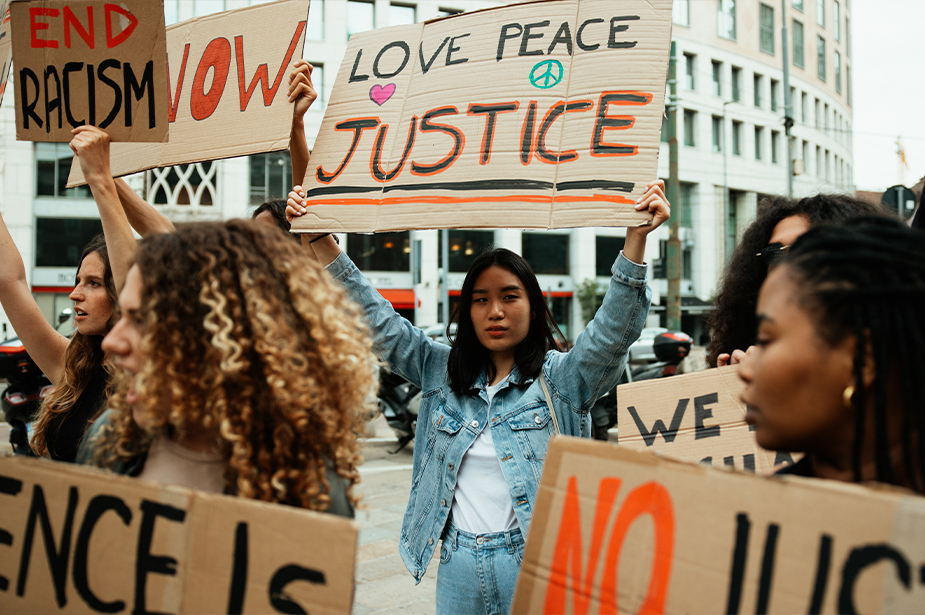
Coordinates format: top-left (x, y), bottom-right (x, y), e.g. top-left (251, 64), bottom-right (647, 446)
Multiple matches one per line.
top-left (77, 220), bottom-right (374, 514)
top-left (739, 217), bottom-right (925, 490)
top-left (706, 194), bottom-right (885, 367)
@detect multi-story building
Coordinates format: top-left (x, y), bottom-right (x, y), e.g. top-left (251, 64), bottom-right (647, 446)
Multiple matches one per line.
top-left (0, 0), bottom-right (853, 346)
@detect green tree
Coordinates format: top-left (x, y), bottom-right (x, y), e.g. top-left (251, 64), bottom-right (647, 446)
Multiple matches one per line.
top-left (576, 279), bottom-right (604, 325)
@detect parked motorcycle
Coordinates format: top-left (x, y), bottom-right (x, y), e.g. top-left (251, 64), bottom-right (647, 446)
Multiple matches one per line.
top-left (377, 368), bottom-right (421, 454)
top-left (1, 309), bottom-right (73, 454)
top-left (590, 331), bottom-right (693, 441)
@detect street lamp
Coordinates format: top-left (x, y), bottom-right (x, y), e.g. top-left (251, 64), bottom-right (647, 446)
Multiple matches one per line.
top-left (722, 100), bottom-right (738, 263)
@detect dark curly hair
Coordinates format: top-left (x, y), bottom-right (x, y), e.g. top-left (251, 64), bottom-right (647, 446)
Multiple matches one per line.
top-left (251, 199), bottom-right (299, 242)
top-left (781, 216), bottom-right (925, 490)
top-left (706, 194), bottom-right (887, 366)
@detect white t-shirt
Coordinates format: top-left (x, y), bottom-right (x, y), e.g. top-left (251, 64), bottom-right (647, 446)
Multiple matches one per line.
top-left (451, 377), bottom-right (519, 534)
top-left (136, 435), bottom-right (225, 494)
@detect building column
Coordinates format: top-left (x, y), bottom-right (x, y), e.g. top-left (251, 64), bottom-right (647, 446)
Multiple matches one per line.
top-left (569, 228), bottom-right (596, 339)
top-left (415, 230), bottom-right (439, 326)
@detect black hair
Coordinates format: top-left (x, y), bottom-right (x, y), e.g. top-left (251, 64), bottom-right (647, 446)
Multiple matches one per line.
top-left (782, 216), bottom-right (925, 491)
top-left (447, 247), bottom-right (564, 394)
top-left (251, 200), bottom-right (299, 242)
top-left (706, 194), bottom-right (888, 366)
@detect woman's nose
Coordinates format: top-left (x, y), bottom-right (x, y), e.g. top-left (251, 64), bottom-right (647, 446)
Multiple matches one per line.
top-left (102, 324), bottom-right (126, 355)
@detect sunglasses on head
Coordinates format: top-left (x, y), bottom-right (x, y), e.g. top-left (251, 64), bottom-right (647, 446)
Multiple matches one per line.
top-left (756, 242), bottom-right (789, 263)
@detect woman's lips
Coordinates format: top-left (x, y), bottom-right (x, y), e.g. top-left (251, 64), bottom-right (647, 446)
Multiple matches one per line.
top-left (487, 328), bottom-right (506, 338)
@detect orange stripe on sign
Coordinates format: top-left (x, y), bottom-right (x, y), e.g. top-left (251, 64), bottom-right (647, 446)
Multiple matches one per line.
top-left (306, 194), bottom-right (634, 207)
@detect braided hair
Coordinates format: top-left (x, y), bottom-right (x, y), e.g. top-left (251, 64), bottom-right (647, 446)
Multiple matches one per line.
top-left (782, 216), bottom-right (925, 491)
top-left (706, 194), bottom-right (888, 366)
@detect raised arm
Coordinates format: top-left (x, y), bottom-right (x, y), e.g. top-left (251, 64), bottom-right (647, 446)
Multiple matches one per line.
top-left (114, 178), bottom-right (175, 236)
top-left (70, 127), bottom-right (136, 291)
top-left (0, 211), bottom-right (69, 384)
top-left (288, 60), bottom-right (318, 188)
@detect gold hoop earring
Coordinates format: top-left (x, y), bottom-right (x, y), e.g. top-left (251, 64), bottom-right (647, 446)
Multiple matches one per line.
top-left (843, 385), bottom-right (855, 409)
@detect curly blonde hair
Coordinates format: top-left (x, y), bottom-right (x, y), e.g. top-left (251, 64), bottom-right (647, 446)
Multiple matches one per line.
top-left (32, 234), bottom-right (116, 458)
top-left (94, 220), bottom-right (376, 511)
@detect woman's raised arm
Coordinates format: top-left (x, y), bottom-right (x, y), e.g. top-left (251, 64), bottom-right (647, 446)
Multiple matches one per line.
top-left (0, 211), bottom-right (69, 383)
top-left (70, 127), bottom-right (136, 291)
top-left (114, 178), bottom-right (176, 236)
top-left (288, 60), bottom-right (318, 188)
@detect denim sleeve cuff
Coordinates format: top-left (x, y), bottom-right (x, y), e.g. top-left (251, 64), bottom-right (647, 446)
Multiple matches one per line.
top-left (323, 251), bottom-right (355, 281)
top-left (613, 250), bottom-right (648, 288)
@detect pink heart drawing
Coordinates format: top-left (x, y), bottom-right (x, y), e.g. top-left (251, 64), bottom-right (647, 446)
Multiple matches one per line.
top-left (370, 83), bottom-right (396, 106)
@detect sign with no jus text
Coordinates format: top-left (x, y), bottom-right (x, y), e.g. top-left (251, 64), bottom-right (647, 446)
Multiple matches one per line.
top-left (291, 0), bottom-right (672, 234)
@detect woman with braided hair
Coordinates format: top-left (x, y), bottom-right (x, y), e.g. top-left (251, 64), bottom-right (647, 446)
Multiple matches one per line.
top-left (77, 220), bottom-right (375, 515)
top-left (706, 194), bottom-right (885, 368)
top-left (739, 216), bottom-right (925, 490)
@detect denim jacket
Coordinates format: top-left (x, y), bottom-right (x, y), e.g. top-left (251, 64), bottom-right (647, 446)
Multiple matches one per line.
top-left (326, 250), bottom-right (650, 582)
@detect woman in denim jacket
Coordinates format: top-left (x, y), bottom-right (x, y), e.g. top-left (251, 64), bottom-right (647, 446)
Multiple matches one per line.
top-left (288, 182), bottom-right (669, 614)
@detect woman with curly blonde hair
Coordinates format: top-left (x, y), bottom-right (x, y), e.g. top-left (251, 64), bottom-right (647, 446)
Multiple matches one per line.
top-left (78, 220), bottom-right (374, 514)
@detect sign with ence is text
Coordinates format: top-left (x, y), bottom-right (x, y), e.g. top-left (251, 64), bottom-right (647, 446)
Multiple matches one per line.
top-left (0, 0), bottom-right (12, 107)
top-left (291, 0), bottom-right (672, 234)
top-left (66, 0), bottom-right (309, 187)
top-left (513, 438), bottom-right (925, 614)
top-left (0, 455), bottom-right (357, 614)
top-left (617, 365), bottom-right (797, 473)
top-left (11, 0), bottom-right (168, 142)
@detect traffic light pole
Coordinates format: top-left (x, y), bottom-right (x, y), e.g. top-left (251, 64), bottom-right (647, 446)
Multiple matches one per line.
top-left (666, 41), bottom-right (682, 331)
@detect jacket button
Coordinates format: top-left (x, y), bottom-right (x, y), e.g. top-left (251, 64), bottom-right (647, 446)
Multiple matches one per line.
top-left (471, 420), bottom-right (479, 428)
top-left (535, 415), bottom-right (541, 424)
top-left (441, 499), bottom-right (447, 506)
top-left (428, 538), bottom-right (434, 545)
top-left (448, 462), bottom-right (454, 470)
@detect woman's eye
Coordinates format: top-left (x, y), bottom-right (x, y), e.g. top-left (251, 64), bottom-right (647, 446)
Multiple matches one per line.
top-left (755, 338), bottom-right (771, 347)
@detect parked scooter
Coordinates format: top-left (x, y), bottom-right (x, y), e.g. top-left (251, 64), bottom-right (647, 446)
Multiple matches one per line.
top-left (1, 309), bottom-right (73, 454)
top-left (377, 368), bottom-right (421, 454)
top-left (590, 331), bottom-right (693, 440)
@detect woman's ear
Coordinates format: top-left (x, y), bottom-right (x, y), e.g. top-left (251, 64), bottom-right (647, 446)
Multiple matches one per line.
top-left (531, 310), bottom-right (536, 321)
top-left (838, 331), bottom-right (876, 389)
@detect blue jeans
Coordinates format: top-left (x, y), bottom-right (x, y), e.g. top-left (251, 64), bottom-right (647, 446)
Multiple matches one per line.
top-left (436, 523), bottom-right (525, 615)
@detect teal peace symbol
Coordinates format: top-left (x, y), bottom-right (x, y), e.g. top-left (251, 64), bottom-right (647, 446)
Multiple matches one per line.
top-left (529, 59), bottom-right (563, 89)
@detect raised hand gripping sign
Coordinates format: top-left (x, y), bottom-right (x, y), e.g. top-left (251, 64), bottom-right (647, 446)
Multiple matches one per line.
top-left (10, 0), bottom-right (169, 142)
top-left (291, 0), bottom-right (672, 234)
top-left (66, 0), bottom-right (309, 186)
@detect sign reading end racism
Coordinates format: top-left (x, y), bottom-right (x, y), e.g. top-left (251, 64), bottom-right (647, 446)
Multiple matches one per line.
top-left (0, 455), bottom-right (358, 614)
top-left (291, 0), bottom-right (672, 234)
top-left (513, 438), bottom-right (925, 614)
top-left (66, 0), bottom-right (309, 187)
top-left (11, 0), bottom-right (169, 142)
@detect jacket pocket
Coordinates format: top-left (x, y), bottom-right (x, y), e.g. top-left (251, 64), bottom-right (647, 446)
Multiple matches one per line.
top-left (433, 410), bottom-right (462, 461)
top-left (506, 402), bottom-right (553, 462)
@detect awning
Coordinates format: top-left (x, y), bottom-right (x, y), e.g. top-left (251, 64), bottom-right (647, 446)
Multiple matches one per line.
top-left (378, 289), bottom-right (416, 309)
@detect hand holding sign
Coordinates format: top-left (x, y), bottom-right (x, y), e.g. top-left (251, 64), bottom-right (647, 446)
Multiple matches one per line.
top-left (288, 59), bottom-right (318, 119)
top-left (69, 125), bottom-right (112, 184)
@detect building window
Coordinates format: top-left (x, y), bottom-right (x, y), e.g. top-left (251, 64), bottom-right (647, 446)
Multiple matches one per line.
top-left (816, 146), bottom-right (823, 178)
top-left (847, 65), bottom-right (852, 105)
top-left (801, 91), bottom-right (808, 122)
top-left (306, 0), bottom-right (324, 40)
top-left (684, 53), bottom-right (695, 90)
top-left (732, 121), bottom-right (742, 156)
top-left (673, 0), bottom-right (690, 26)
top-left (309, 64), bottom-right (324, 105)
top-left (815, 98), bottom-right (822, 128)
top-left (753, 73), bottom-right (763, 108)
top-left (833, 1), bottom-right (840, 40)
top-left (194, 0), bottom-right (223, 17)
top-left (712, 116), bottom-right (723, 152)
top-left (683, 109), bottom-right (696, 147)
top-left (436, 7), bottom-right (462, 17)
top-left (438, 230), bottom-right (494, 272)
top-left (35, 218), bottom-right (103, 267)
top-left (825, 149), bottom-right (830, 181)
top-left (718, 0), bottom-right (736, 40)
top-left (816, 0), bottom-right (825, 27)
top-left (817, 36), bottom-right (826, 81)
top-left (249, 152), bottom-right (292, 204)
top-left (824, 103), bottom-right (829, 132)
top-left (731, 66), bottom-right (742, 101)
top-left (595, 236), bottom-right (627, 277)
top-left (679, 182), bottom-right (694, 229)
top-left (846, 16), bottom-right (850, 57)
top-left (834, 51), bottom-right (841, 93)
top-left (793, 20), bottom-right (804, 67)
top-left (793, 0), bottom-right (803, 11)
top-left (771, 79), bottom-right (780, 112)
top-left (35, 144), bottom-right (91, 199)
top-left (389, 3), bottom-right (416, 25)
top-left (803, 140), bottom-right (810, 173)
top-left (148, 163), bottom-right (216, 207)
top-left (760, 4), bottom-right (775, 54)
top-left (754, 126), bottom-right (764, 160)
top-left (712, 60), bottom-right (722, 96)
top-left (522, 233), bottom-right (569, 275)
top-left (771, 130), bottom-right (780, 163)
top-left (347, 232), bottom-right (410, 271)
top-left (347, 0), bottom-right (375, 38)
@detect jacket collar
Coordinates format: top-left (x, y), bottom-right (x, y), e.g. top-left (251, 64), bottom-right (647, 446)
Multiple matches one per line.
top-left (471, 364), bottom-right (535, 391)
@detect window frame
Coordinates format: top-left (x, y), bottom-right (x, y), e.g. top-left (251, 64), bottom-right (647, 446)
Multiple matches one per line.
top-left (793, 19), bottom-right (804, 68)
top-left (717, 0), bottom-right (737, 41)
top-left (759, 4), bottom-right (775, 55)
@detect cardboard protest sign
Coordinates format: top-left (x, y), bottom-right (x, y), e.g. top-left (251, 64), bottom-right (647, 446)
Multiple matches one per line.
top-left (10, 0), bottom-right (168, 142)
top-left (0, 0), bottom-right (12, 107)
top-left (513, 438), bottom-right (925, 614)
top-left (0, 454), bottom-right (357, 614)
top-left (290, 0), bottom-right (672, 234)
top-left (67, 0), bottom-right (309, 186)
top-left (617, 365), bottom-right (798, 473)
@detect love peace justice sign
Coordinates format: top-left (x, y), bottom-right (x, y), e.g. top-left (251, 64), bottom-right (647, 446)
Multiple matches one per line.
top-left (292, 0), bottom-right (673, 234)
